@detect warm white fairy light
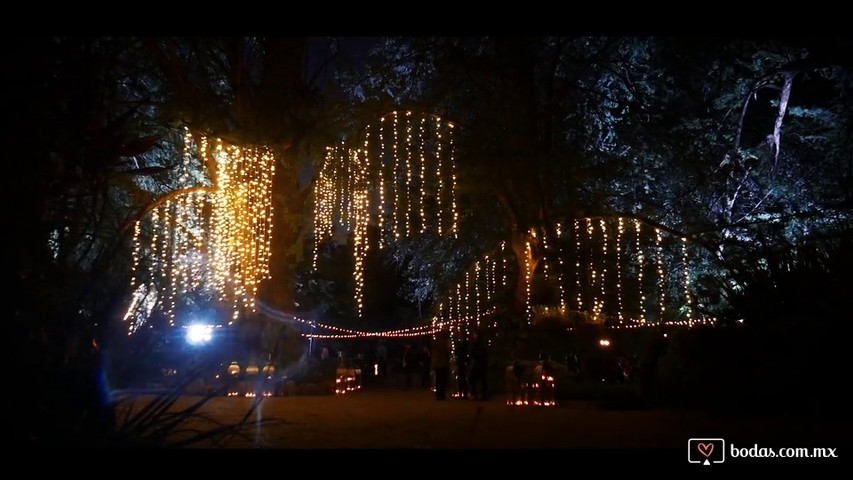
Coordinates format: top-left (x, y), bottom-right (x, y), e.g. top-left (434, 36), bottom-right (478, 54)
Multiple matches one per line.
top-left (474, 261), bottom-right (481, 328)
top-left (525, 240), bottom-right (532, 323)
top-left (501, 241), bottom-right (507, 287)
top-left (435, 117), bottom-right (443, 235)
top-left (378, 117), bottom-right (387, 248)
top-left (682, 236), bottom-right (692, 327)
top-left (392, 111), bottom-right (400, 240)
top-left (418, 117), bottom-right (427, 233)
top-left (464, 269), bottom-right (471, 328)
top-left (599, 218), bottom-right (607, 323)
top-left (574, 220), bottom-right (582, 312)
top-left (405, 111), bottom-right (413, 237)
top-left (448, 284), bottom-right (455, 326)
top-left (313, 148), bottom-right (334, 270)
top-left (656, 227), bottom-right (665, 323)
top-left (131, 220), bottom-right (142, 289)
top-left (616, 217), bottom-right (624, 323)
top-left (484, 255), bottom-right (492, 302)
top-left (448, 122), bottom-right (458, 238)
top-left (456, 282), bottom-right (462, 331)
top-left (352, 148), bottom-right (370, 318)
top-left (490, 254), bottom-right (497, 300)
top-left (555, 223), bottom-right (565, 312)
top-left (125, 129), bottom-right (275, 330)
top-left (587, 218), bottom-right (601, 322)
top-left (634, 219), bottom-right (646, 323)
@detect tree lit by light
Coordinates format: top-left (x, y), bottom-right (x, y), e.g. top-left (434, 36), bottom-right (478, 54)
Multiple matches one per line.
top-left (124, 129), bottom-right (276, 331)
top-left (312, 111), bottom-right (458, 318)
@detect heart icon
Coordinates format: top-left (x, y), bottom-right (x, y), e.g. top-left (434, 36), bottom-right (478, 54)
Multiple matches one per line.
top-left (697, 443), bottom-right (714, 457)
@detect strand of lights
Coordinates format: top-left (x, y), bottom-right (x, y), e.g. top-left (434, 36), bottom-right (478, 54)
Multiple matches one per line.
top-left (449, 121), bottom-right (458, 238)
top-left (490, 254), bottom-right (497, 301)
top-left (588, 218), bottom-right (601, 322)
top-left (353, 149), bottom-right (370, 318)
top-left (575, 220), bottom-right (582, 312)
top-left (656, 227), bottom-right (665, 323)
top-left (484, 255), bottom-right (491, 303)
top-left (599, 218), bottom-right (608, 323)
top-left (616, 217), bottom-right (624, 324)
top-left (474, 261), bottom-right (481, 329)
top-left (464, 269), bottom-right (471, 330)
top-left (501, 241), bottom-right (507, 287)
top-left (635, 219), bottom-right (646, 324)
top-left (378, 116), bottom-right (387, 248)
top-left (392, 111), bottom-right (400, 240)
top-left (541, 227), bottom-right (549, 282)
top-left (525, 240), bottom-right (532, 323)
top-left (682, 236), bottom-right (693, 327)
top-left (313, 149), bottom-right (334, 269)
top-left (419, 116), bottom-right (427, 233)
top-left (166, 199), bottom-right (178, 323)
top-left (435, 117), bottom-right (443, 235)
top-left (150, 204), bottom-right (160, 309)
top-left (302, 312), bottom-right (498, 339)
top-left (131, 220), bottom-right (141, 289)
top-left (556, 223), bottom-right (565, 312)
top-left (456, 282), bottom-right (462, 331)
top-left (405, 111), bottom-right (413, 237)
top-left (363, 125), bottom-right (372, 241)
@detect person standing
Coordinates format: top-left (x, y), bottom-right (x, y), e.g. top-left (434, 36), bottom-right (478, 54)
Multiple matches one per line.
top-left (402, 343), bottom-right (416, 390)
top-left (376, 340), bottom-right (388, 377)
top-left (455, 336), bottom-right (470, 399)
top-left (420, 343), bottom-right (432, 389)
top-left (469, 329), bottom-right (489, 400)
top-left (431, 331), bottom-right (451, 400)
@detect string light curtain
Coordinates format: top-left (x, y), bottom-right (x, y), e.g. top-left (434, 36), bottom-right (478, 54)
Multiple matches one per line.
top-left (124, 129), bottom-right (276, 333)
top-left (312, 111), bottom-right (458, 318)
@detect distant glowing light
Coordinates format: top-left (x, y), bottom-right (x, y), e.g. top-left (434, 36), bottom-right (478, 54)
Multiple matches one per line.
top-left (186, 324), bottom-right (214, 345)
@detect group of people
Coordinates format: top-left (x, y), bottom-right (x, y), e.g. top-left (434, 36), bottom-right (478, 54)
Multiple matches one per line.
top-left (403, 329), bottom-right (489, 401)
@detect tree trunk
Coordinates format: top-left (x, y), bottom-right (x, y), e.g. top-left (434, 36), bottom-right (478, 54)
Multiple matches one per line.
top-left (509, 227), bottom-right (542, 318)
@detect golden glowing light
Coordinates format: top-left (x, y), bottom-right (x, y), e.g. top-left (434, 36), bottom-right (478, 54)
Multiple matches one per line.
top-left (124, 129), bottom-right (275, 331)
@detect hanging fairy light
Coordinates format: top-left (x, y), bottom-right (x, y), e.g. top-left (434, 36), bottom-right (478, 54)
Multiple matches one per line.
top-left (352, 149), bottom-right (370, 319)
top-left (574, 219), bottom-right (582, 312)
top-left (464, 269), bottom-right (471, 327)
top-left (634, 219), bottom-right (646, 324)
top-left (525, 240), bottom-right (532, 323)
top-left (587, 218), bottom-right (601, 322)
top-left (449, 122), bottom-right (458, 238)
top-left (656, 227), bottom-right (665, 323)
top-left (616, 217), bottom-right (624, 324)
top-left (405, 111), bottom-right (413, 237)
top-left (501, 241), bottom-right (507, 287)
top-left (474, 261), bottom-right (481, 328)
top-left (682, 236), bottom-right (692, 327)
top-left (435, 116), bottom-right (443, 235)
top-left (456, 282), bottom-right (462, 331)
top-left (483, 255), bottom-right (490, 303)
top-left (125, 128), bottom-right (276, 330)
top-left (599, 218), bottom-right (607, 322)
top-left (378, 116), bottom-right (387, 248)
top-left (556, 223), bottom-right (565, 313)
top-left (419, 116), bottom-right (426, 233)
top-left (392, 111), bottom-right (400, 240)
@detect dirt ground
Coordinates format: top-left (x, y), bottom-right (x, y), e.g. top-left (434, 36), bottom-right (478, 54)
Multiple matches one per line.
top-left (114, 383), bottom-right (841, 454)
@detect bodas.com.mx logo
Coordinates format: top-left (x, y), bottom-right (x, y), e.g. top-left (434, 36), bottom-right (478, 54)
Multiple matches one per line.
top-left (688, 438), bottom-right (725, 465)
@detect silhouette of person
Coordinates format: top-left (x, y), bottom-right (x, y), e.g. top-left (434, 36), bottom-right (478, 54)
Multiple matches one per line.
top-left (376, 340), bottom-right (388, 377)
top-left (455, 336), bottom-right (470, 399)
top-left (420, 343), bottom-right (432, 389)
top-left (431, 331), bottom-right (451, 400)
top-left (402, 343), bottom-right (417, 390)
top-left (469, 329), bottom-right (489, 400)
